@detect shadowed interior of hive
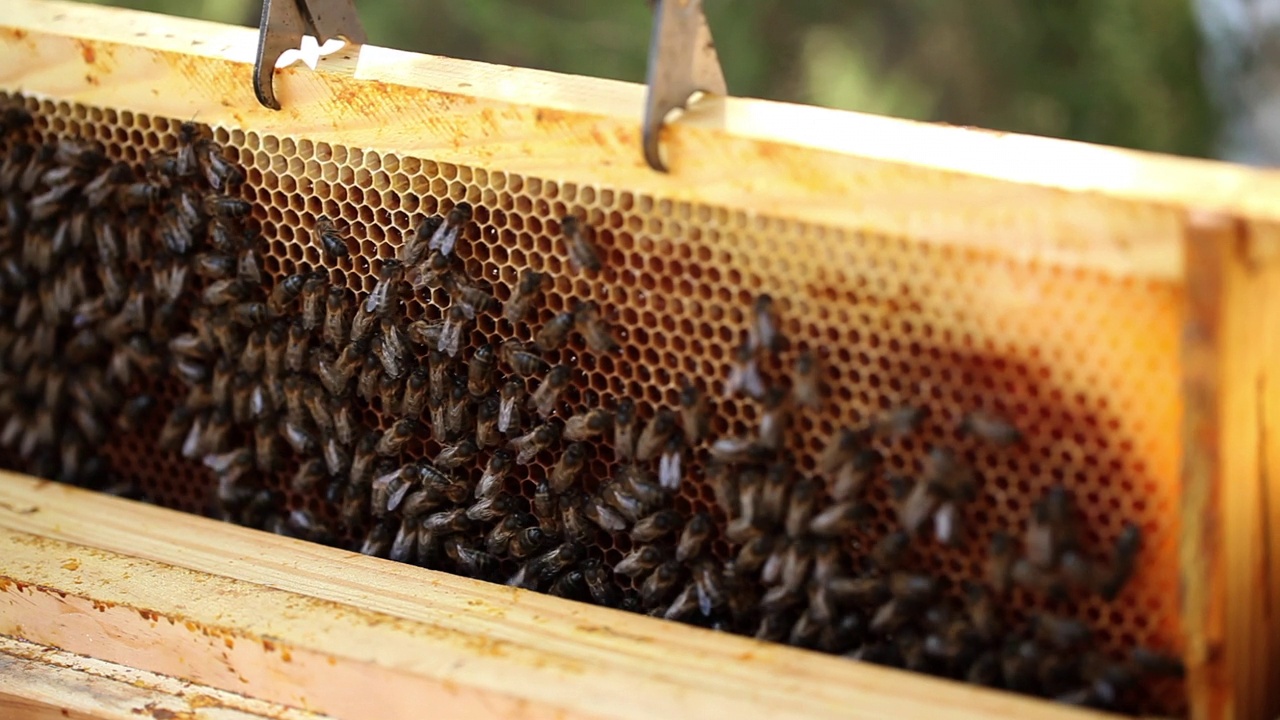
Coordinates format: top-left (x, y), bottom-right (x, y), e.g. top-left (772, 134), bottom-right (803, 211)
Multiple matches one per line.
top-left (0, 92), bottom-right (1186, 715)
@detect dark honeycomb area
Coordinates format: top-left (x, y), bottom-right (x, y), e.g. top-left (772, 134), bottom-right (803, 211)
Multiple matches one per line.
top-left (0, 92), bottom-right (1186, 716)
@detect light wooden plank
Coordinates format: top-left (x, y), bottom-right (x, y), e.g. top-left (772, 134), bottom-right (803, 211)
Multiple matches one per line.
top-left (0, 473), bottom-right (1107, 720)
top-left (1181, 214), bottom-right (1280, 720)
top-left (7, 0), bottom-right (1280, 279)
top-left (0, 635), bottom-right (331, 720)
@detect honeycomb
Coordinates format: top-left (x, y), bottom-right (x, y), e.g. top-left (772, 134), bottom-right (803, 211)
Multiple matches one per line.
top-left (0, 91), bottom-right (1185, 715)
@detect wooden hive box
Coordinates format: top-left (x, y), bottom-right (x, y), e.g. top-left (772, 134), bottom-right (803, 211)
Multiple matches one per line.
top-left (0, 1), bottom-right (1277, 719)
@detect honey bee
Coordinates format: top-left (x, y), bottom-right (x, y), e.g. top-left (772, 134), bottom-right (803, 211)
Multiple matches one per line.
top-left (323, 435), bottom-right (352, 477)
top-left (81, 162), bottom-right (130, 208)
top-left (116, 394), bottom-right (155, 433)
top-left (598, 481), bottom-right (648, 525)
top-left (808, 501), bottom-right (869, 537)
top-left (203, 194), bottom-right (251, 219)
top-left (868, 530), bottom-right (910, 571)
top-left (389, 517), bottom-right (418, 563)
top-left (268, 272), bottom-right (308, 312)
top-left (534, 311), bottom-right (575, 352)
top-left (612, 397), bottom-right (637, 461)
top-left (0, 143), bottom-right (33, 192)
top-left (360, 520), bottom-right (396, 558)
top-left (1026, 485), bottom-right (1077, 569)
top-left (564, 407), bottom-right (612, 442)
top-left (466, 492), bottom-right (516, 523)
top-left (532, 480), bottom-right (558, 530)
top-left (230, 301), bottom-right (269, 328)
top-left (559, 493), bottom-right (593, 542)
top-left (373, 328), bottom-right (410, 380)
top-left (422, 506), bottom-right (472, 537)
top-left (322, 287), bottom-right (350, 348)
top-left (408, 249), bottom-right (453, 291)
top-left (1098, 522), bottom-right (1141, 600)
top-left (201, 278), bottom-right (247, 307)
top-left (438, 305), bottom-right (470, 357)
top-left (194, 251), bottom-right (237, 279)
top-left (572, 300), bottom-right (619, 354)
top-left (1011, 557), bottom-right (1068, 600)
top-left (485, 512), bottom-right (530, 555)
top-left (818, 427), bottom-right (867, 475)
top-left (464, 343), bottom-right (496, 397)
top-left (570, 556), bottom-right (614, 604)
top-left (657, 436), bottom-right (683, 491)
top-left (467, 394), bottom-right (498, 448)
top-left (428, 202), bottom-right (471, 257)
top-left (288, 458), bottom-right (327, 493)
top-left (1030, 613), bottom-right (1091, 651)
top-left (707, 435), bottom-right (772, 466)
top-left (888, 475), bottom-right (942, 537)
top-left (507, 526), bottom-right (549, 559)
top-left (550, 442), bottom-right (586, 494)
top-left (365, 260), bottom-right (406, 318)
top-left (277, 414), bottom-right (317, 455)
top-left (959, 410), bottom-right (1023, 447)
top-left (445, 537), bottom-right (498, 580)
top-left (390, 366), bottom-right (426, 420)
top-left (356, 352), bottom-right (383, 402)
top-left (691, 561), bottom-right (726, 616)
top-left (757, 387), bottom-right (791, 451)
top-left (674, 512), bottom-right (712, 564)
top-left (635, 408), bottom-right (676, 462)
top-left (508, 421), bottom-right (560, 464)
top-left (615, 545), bottom-right (664, 578)
top-left (475, 449), bottom-right (514, 500)
top-left (934, 500), bottom-right (962, 546)
top-left (583, 494), bottom-right (628, 532)
top-left (922, 447), bottom-right (978, 502)
top-left (309, 216), bottom-right (349, 259)
top-left (510, 542), bottom-right (583, 591)
top-left (872, 405), bottom-right (927, 439)
top-left (559, 214), bottom-right (602, 274)
top-left (29, 180), bottom-right (78, 222)
top-left (722, 340), bottom-right (765, 399)
top-left (444, 381), bottom-right (474, 440)
top-left (678, 381), bottom-right (710, 445)
top-left (447, 277), bottom-right (498, 318)
top-left (782, 478), bottom-right (818, 539)
top-left (1129, 647), bottom-right (1185, 678)
top-left (405, 318), bottom-right (442, 349)
top-left (749, 294), bottom-right (783, 353)
top-left (503, 269), bottom-right (546, 323)
top-left (640, 561), bottom-right (683, 609)
top-left (198, 140), bottom-right (244, 192)
top-left (830, 447), bottom-right (881, 503)
top-left (434, 438), bottom-right (478, 469)
top-left (376, 418), bottom-right (418, 456)
top-left (401, 215), bottom-right (441, 266)
top-left (662, 584), bottom-right (702, 622)
top-left (288, 276), bottom-right (325, 336)
top-left (631, 509), bottom-right (683, 543)
top-left (498, 340), bottom-right (547, 378)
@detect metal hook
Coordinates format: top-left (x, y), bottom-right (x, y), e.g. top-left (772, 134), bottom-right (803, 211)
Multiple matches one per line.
top-left (642, 0), bottom-right (726, 173)
top-left (253, 0), bottom-right (368, 111)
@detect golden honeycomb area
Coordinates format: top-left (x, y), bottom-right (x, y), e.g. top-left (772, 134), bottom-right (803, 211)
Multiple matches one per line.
top-left (0, 91), bottom-right (1186, 716)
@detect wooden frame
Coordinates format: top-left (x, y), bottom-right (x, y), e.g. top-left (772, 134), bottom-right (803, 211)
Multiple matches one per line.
top-left (0, 1), bottom-right (1277, 718)
top-left (0, 473), bottom-right (1103, 720)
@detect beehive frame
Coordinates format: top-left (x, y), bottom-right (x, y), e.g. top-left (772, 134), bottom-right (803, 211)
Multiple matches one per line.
top-left (0, 1), bottom-right (1276, 719)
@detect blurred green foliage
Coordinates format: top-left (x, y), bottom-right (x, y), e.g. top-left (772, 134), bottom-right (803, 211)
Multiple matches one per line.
top-left (79, 0), bottom-right (1214, 158)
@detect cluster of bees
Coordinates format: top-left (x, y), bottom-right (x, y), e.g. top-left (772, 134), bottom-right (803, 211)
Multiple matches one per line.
top-left (0, 101), bottom-right (1184, 715)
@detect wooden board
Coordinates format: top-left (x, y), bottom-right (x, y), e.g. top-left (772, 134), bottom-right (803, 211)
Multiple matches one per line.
top-left (0, 635), bottom-right (330, 720)
top-left (0, 473), bottom-right (1107, 720)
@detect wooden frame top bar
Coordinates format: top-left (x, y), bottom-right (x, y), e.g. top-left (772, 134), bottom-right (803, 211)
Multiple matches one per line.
top-left (4, 0), bottom-right (1279, 281)
top-left (0, 474), bottom-right (1108, 720)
